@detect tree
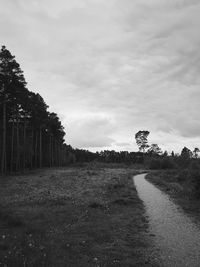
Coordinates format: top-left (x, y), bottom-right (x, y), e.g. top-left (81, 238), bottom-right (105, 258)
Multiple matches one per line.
top-left (0, 46), bottom-right (69, 175)
top-left (148, 143), bottom-right (162, 156)
top-left (163, 150), bottom-right (168, 157)
top-left (135, 130), bottom-right (150, 152)
top-left (193, 148), bottom-right (200, 159)
top-left (181, 147), bottom-right (192, 159)
top-left (0, 45), bottom-right (26, 174)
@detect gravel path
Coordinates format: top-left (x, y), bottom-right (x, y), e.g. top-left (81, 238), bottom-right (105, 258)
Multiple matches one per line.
top-left (134, 173), bottom-right (200, 267)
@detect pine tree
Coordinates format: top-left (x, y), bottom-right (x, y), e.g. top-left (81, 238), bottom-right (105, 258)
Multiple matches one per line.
top-left (0, 45), bottom-right (26, 174)
top-left (0, 46), bottom-right (68, 174)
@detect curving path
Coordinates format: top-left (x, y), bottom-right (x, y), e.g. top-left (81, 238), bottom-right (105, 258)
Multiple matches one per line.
top-left (134, 173), bottom-right (200, 267)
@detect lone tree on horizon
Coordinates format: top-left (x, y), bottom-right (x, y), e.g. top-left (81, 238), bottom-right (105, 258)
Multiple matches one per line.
top-left (135, 130), bottom-right (150, 152)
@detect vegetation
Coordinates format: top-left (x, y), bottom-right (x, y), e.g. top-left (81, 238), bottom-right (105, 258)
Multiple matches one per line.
top-left (0, 46), bottom-right (73, 175)
top-left (0, 45), bottom-right (198, 176)
top-left (0, 46), bottom-right (159, 175)
top-left (0, 166), bottom-right (155, 266)
top-left (147, 144), bottom-right (162, 156)
top-left (135, 130), bottom-right (150, 152)
top-left (1, 44), bottom-right (200, 267)
top-left (146, 163), bottom-right (200, 221)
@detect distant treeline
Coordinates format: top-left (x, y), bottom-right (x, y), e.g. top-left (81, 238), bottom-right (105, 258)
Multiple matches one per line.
top-left (71, 148), bottom-right (145, 164)
top-left (69, 146), bottom-right (200, 170)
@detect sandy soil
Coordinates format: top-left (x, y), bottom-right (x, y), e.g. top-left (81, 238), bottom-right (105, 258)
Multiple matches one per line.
top-left (0, 166), bottom-right (154, 267)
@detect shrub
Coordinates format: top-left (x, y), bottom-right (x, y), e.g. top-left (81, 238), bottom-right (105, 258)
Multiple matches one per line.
top-left (161, 158), bottom-right (176, 169)
top-left (188, 163), bottom-right (200, 197)
top-left (148, 159), bottom-right (162, 170)
top-left (148, 157), bottom-right (176, 170)
top-left (176, 169), bottom-right (188, 182)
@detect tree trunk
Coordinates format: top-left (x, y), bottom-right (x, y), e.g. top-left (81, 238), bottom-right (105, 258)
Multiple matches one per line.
top-left (39, 126), bottom-right (42, 168)
top-left (52, 137), bottom-right (54, 167)
top-left (1, 92), bottom-right (6, 175)
top-left (58, 143), bottom-right (61, 167)
top-left (58, 144), bottom-right (60, 167)
top-left (16, 118), bottom-right (20, 172)
top-left (30, 127), bottom-right (34, 169)
top-left (35, 131), bottom-right (38, 168)
top-left (55, 140), bottom-right (58, 166)
top-left (49, 135), bottom-right (52, 167)
top-left (10, 120), bottom-right (15, 172)
top-left (23, 120), bottom-right (26, 172)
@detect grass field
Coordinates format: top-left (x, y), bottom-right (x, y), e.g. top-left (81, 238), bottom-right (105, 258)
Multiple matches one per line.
top-left (0, 166), bottom-right (155, 267)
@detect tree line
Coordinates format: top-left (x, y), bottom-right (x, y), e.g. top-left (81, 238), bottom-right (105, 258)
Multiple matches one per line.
top-left (0, 46), bottom-right (72, 175)
top-left (135, 130), bottom-right (199, 159)
top-left (1, 46), bottom-right (199, 175)
top-left (0, 41), bottom-right (144, 176)
top-left (134, 130), bottom-right (200, 170)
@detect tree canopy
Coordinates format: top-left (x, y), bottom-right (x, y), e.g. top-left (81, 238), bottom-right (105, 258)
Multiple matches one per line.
top-left (135, 130), bottom-right (150, 152)
top-left (148, 143), bottom-right (162, 156)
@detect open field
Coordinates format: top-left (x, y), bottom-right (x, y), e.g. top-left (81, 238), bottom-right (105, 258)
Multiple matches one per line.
top-left (146, 171), bottom-right (200, 223)
top-left (0, 166), bottom-right (154, 267)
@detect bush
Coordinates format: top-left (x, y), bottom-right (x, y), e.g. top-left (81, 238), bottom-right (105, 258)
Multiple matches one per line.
top-left (148, 159), bottom-right (162, 170)
top-left (148, 157), bottom-right (176, 170)
top-left (176, 169), bottom-right (188, 182)
top-left (161, 158), bottom-right (176, 169)
top-left (188, 162), bottom-right (200, 197)
top-left (174, 157), bottom-right (191, 169)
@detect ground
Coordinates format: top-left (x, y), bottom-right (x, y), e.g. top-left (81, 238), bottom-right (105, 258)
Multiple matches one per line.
top-left (0, 165), bottom-right (155, 267)
top-left (146, 170), bottom-right (200, 223)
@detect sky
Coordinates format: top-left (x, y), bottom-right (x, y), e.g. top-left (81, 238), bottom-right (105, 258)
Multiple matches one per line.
top-left (0, 0), bottom-right (200, 153)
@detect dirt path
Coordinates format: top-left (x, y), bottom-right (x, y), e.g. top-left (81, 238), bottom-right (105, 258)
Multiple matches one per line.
top-left (134, 173), bottom-right (200, 267)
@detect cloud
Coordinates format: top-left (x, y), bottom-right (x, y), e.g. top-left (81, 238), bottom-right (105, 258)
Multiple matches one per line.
top-left (0, 0), bottom-right (200, 152)
top-left (67, 115), bottom-right (116, 149)
top-left (115, 142), bottom-right (130, 147)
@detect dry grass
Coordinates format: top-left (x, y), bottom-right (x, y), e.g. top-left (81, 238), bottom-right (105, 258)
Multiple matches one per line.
top-left (0, 167), bottom-right (154, 266)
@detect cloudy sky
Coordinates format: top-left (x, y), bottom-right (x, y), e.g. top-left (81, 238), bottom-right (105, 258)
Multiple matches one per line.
top-left (1, 0), bottom-right (200, 153)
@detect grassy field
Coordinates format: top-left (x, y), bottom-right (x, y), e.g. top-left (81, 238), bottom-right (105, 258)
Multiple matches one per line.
top-left (146, 170), bottom-right (200, 223)
top-left (0, 166), bottom-right (155, 267)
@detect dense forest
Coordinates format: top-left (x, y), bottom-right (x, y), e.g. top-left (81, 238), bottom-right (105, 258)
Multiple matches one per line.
top-left (0, 46), bottom-right (74, 175)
